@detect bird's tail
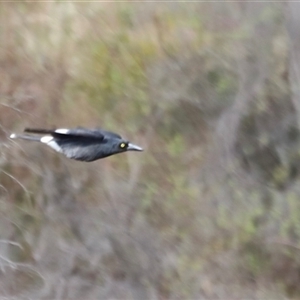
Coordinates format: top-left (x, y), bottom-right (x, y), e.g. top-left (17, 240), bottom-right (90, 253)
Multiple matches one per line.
top-left (10, 133), bottom-right (41, 142)
top-left (24, 128), bottom-right (55, 134)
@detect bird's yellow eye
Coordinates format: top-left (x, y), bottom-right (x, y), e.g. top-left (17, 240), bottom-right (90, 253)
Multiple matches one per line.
top-left (120, 142), bottom-right (126, 149)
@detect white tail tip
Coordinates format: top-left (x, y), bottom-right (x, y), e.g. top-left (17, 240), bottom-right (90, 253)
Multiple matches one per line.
top-left (10, 133), bottom-right (17, 139)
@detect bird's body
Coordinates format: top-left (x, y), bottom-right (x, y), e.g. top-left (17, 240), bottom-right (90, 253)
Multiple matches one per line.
top-left (10, 127), bottom-right (143, 162)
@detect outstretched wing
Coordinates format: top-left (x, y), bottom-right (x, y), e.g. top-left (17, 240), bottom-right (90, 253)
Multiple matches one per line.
top-left (24, 127), bottom-right (105, 140)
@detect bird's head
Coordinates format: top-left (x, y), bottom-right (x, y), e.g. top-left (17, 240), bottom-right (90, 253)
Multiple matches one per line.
top-left (116, 140), bottom-right (143, 153)
top-left (104, 139), bottom-right (143, 158)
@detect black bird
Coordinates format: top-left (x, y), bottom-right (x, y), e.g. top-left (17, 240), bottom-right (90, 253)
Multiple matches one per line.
top-left (10, 127), bottom-right (143, 162)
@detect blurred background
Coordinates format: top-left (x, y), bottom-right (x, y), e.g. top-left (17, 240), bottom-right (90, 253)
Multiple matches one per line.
top-left (1, 1), bottom-right (300, 299)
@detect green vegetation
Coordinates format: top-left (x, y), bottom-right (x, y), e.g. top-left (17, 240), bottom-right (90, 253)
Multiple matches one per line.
top-left (1, 2), bottom-right (300, 299)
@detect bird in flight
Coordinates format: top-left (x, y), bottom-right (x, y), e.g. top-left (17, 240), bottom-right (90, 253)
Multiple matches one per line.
top-left (10, 127), bottom-right (143, 162)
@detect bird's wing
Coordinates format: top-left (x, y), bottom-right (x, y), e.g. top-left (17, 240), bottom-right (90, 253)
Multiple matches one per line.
top-left (24, 127), bottom-right (105, 140)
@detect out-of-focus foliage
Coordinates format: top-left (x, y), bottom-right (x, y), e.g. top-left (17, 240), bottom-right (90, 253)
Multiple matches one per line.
top-left (1, 2), bottom-right (300, 299)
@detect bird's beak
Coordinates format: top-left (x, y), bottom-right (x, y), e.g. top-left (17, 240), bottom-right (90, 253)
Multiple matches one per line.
top-left (127, 143), bottom-right (143, 151)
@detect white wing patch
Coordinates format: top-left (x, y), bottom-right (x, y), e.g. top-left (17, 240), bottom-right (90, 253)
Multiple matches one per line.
top-left (55, 128), bottom-right (69, 134)
top-left (41, 136), bottom-right (62, 152)
top-left (40, 136), bottom-right (53, 143)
